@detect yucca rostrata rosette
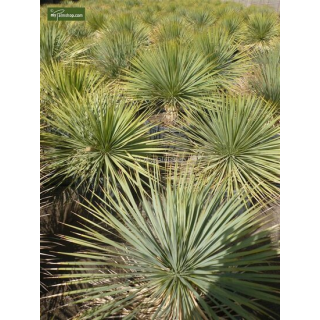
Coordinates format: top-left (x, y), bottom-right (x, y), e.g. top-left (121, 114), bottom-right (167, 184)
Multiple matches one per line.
top-left (48, 168), bottom-right (279, 319)
top-left (41, 92), bottom-right (166, 193)
top-left (173, 95), bottom-right (280, 204)
top-left (122, 41), bottom-right (221, 122)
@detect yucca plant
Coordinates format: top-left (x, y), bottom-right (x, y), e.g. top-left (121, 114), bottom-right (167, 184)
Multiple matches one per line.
top-left (123, 41), bottom-right (220, 120)
top-left (40, 22), bottom-right (90, 66)
top-left (166, 2), bottom-right (178, 13)
top-left (40, 167), bottom-right (53, 294)
top-left (105, 13), bottom-right (148, 44)
top-left (218, 12), bottom-right (244, 39)
top-left (151, 17), bottom-right (191, 45)
top-left (50, 168), bottom-right (279, 319)
top-left (174, 96), bottom-right (280, 204)
top-left (213, 3), bottom-right (238, 20)
top-left (193, 27), bottom-right (249, 87)
top-left (41, 62), bottom-right (104, 105)
top-left (241, 12), bottom-right (280, 51)
top-left (65, 21), bottom-right (92, 39)
top-left (40, 22), bottom-right (70, 64)
top-left (147, 2), bottom-right (162, 13)
top-left (125, 0), bottom-right (141, 8)
top-left (244, 5), bottom-right (276, 17)
top-left (140, 11), bottom-right (158, 27)
top-left (91, 31), bottom-right (144, 80)
top-left (185, 10), bottom-right (215, 30)
top-left (86, 12), bottom-right (107, 32)
top-left (41, 92), bottom-right (165, 193)
top-left (250, 45), bottom-right (280, 114)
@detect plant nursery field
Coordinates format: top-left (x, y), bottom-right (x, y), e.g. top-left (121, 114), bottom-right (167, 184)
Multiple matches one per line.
top-left (40, 0), bottom-right (280, 319)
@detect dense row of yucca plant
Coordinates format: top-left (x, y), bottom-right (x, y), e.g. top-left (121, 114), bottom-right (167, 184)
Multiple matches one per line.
top-left (40, 0), bottom-right (280, 319)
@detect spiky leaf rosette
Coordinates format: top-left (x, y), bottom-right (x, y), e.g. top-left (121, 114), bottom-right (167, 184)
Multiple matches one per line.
top-left (213, 4), bottom-right (236, 20)
top-left (65, 21), bottom-right (92, 39)
top-left (40, 62), bottom-right (104, 105)
top-left (123, 42), bottom-right (220, 112)
top-left (40, 22), bottom-right (70, 64)
top-left (104, 13), bottom-right (148, 44)
top-left (174, 96), bottom-right (280, 204)
top-left (218, 13), bottom-right (244, 39)
top-left (151, 17), bottom-right (191, 44)
top-left (186, 10), bottom-right (216, 30)
top-left (193, 27), bottom-right (249, 87)
top-left (51, 169), bottom-right (279, 319)
top-left (241, 12), bottom-right (280, 51)
top-left (91, 31), bottom-right (144, 80)
top-left (251, 45), bottom-right (280, 115)
top-left (41, 92), bottom-right (165, 192)
top-left (140, 10), bottom-right (159, 27)
top-left (86, 12), bottom-right (107, 32)
top-left (40, 22), bottom-right (90, 66)
top-left (244, 5), bottom-right (276, 17)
